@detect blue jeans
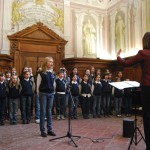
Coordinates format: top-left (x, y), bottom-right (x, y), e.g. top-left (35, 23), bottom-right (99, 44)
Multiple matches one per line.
top-left (71, 96), bottom-right (79, 117)
top-left (35, 94), bottom-right (40, 119)
top-left (21, 96), bottom-right (31, 121)
top-left (115, 97), bottom-right (122, 115)
top-left (9, 98), bottom-right (18, 123)
top-left (39, 92), bottom-right (54, 133)
top-left (102, 94), bottom-right (111, 116)
top-left (93, 95), bottom-right (101, 116)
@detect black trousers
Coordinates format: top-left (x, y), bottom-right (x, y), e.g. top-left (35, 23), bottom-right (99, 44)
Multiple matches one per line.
top-left (81, 96), bottom-right (90, 116)
top-left (141, 86), bottom-right (150, 150)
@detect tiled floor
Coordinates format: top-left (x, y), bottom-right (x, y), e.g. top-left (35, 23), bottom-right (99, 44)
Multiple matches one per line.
top-left (0, 113), bottom-right (146, 150)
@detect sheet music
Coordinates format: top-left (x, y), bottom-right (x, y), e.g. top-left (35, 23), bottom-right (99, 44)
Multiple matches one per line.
top-left (109, 81), bottom-right (140, 90)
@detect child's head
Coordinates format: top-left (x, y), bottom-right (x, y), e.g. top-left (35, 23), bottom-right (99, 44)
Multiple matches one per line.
top-left (83, 74), bottom-right (88, 82)
top-left (115, 77), bottom-right (121, 82)
top-left (28, 67), bottom-right (33, 74)
top-left (11, 68), bottom-right (17, 75)
top-left (95, 75), bottom-right (101, 81)
top-left (72, 75), bottom-right (77, 81)
top-left (23, 67), bottom-right (28, 72)
top-left (85, 69), bottom-right (90, 76)
top-left (90, 66), bottom-right (95, 74)
top-left (117, 71), bottom-right (123, 78)
top-left (11, 75), bottom-right (18, 84)
top-left (5, 71), bottom-right (11, 78)
top-left (10, 75), bottom-right (20, 88)
top-left (0, 72), bottom-right (5, 82)
top-left (108, 73), bottom-right (112, 79)
top-left (103, 72), bottom-right (109, 80)
top-left (58, 70), bottom-right (64, 79)
top-left (72, 67), bottom-right (78, 75)
top-left (96, 69), bottom-right (101, 75)
top-left (24, 71), bottom-right (30, 79)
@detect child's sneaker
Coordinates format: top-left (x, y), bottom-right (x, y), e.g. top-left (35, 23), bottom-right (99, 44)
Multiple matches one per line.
top-left (60, 115), bottom-right (65, 120)
top-left (35, 119), bottom-right (40, 124)
top-left (57, 115), bottom-right (60, 120)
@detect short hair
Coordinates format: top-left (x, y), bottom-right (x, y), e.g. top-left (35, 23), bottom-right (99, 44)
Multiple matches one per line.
top-left (23, 71), bottom-right (30, 76)
top-left (58, 69), bottom-right (64, 74)
top-left (5, 71), bottom-right (11, 75)
top-left (0, 72), bottom-right (5, 77)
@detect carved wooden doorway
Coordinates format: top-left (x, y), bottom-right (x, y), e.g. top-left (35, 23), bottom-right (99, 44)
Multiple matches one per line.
top-left (8, 22), bottom-right (67, 75)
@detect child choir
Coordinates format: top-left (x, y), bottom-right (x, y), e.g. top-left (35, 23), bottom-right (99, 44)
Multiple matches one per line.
top-left (0, 65), bottom-right (133, 126)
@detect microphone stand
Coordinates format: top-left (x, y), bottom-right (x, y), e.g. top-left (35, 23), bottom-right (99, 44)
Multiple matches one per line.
top-left (49, 87), bottom-right (81, 147)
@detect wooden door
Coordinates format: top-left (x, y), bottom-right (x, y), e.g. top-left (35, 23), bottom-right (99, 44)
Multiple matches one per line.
top-left (20, 53), bottom-right (57, 75)
top-left (8, 22), bottom-right (67, 75)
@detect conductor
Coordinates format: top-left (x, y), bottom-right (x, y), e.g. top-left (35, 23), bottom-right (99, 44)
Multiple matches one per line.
top-left (117, 32), bottom-right (150, 150)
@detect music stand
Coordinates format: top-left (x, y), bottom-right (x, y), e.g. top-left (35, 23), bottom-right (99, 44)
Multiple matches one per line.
top-left (109, 81), bottom-right (145, 149)
top-left (128, 88), bottom-right (145, 150)
top-left (49, 88), bottom-right (81, 147)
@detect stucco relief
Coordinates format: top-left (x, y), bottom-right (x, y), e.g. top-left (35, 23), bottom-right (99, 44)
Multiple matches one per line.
top-left (11, 0), bottom-right (64, 33)
top-left (115, 12), bottom-right (126, 51)
top-left (83, 19), bottom-right (96, 56)
top-left (12, 0), bottom-right (27, 28)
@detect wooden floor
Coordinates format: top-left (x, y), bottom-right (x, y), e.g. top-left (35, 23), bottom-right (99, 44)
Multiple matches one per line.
top-left (0, 113), bottom-right (146, 150)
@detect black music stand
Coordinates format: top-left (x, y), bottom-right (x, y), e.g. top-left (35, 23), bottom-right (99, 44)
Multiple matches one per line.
top-left (49, 88), bottom-right (81, 147)
top-left (128, 88), bottom-right (145, 150)
top-left (109, 81), bottom-right (146, 149)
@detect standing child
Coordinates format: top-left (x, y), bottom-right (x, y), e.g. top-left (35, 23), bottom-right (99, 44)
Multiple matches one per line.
top-left (79, 74), bottom-right (91, 119)
top-left (0, 73), bottom-right (6, 125)
top-left (114, 77), bottom-right (123, 117)
top-left (4, 71), bottom-right (11, 120)
top-left (20, 71), bottom-right (35, 124)
top-left (55, 70), bottom-right (66, 120)
top-left (37, 57), bottom-right (56, 137)
top-left (91, 75), bottom-right (102, 118)
top-left (8, 75), bottom-right (20, 125)
top-left (70, 75), bottom-right (79, 119)
top-left (101, 72), bottom-right (112, 117)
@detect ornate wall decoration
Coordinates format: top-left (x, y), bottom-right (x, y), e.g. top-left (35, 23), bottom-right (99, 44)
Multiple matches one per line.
top-left (50, 4), bottom-right (64, 32)
top-left (83, 18), bottom-right (96, 57)
top-left (115, 11), bottom-right (126, 51)
top-left (12, 0), bottom-right (27, 29)
top-left (35, 0), bottom-right (45, 6)
top-left (11, 0), bottom-right (64, 33)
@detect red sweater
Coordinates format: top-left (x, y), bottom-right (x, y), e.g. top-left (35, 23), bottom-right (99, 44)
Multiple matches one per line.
top-left (117, 49), bottom-right (150, 86)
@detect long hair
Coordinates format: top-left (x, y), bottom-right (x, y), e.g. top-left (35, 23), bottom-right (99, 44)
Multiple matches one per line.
top-left (142, 32), bottom-right (150, 49)
top-left (42, 57), bottom-right (54, 73)
top-left (9, 75), bottom-right (20, 90)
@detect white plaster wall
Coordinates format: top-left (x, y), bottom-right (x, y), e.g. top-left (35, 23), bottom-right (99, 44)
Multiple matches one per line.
top-left (0, 0), bottom-right (4, 52)
top-left (1, 0), bottom-right (12, 54)
top-left (0, 0), bottom-right (149, 59)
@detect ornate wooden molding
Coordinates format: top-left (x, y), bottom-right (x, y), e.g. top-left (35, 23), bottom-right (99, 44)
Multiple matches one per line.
top-left (7, 22), bottom-right (67, 75)
top-left (0, 54), bottom-right (13, 72)
top-left (7, 22), bottom-right (67, 45)
top-left (62, 57), bottom-right (114, 76)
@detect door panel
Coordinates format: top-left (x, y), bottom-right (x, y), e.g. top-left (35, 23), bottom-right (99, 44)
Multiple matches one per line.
top-left (20, 53), bottom-right (57, 75)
